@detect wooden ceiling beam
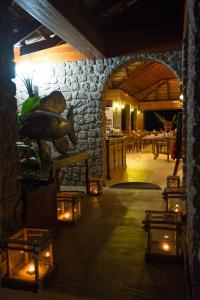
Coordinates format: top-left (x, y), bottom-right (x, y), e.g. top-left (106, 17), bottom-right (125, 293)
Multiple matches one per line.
top-left (20, 35), bottom-right (63, 55)
top-left (134, 80), bottom-right (168, 101)
top-left (14, 44), bottom-right (86, 64)
top-left (13, 19), bottom-right (42, 45)
top-left (118, 62), bottom-right (152, 88)
top-left (121, 63), bottom-right (175, 90)
top-left (139, 100), bottom-right (181, 110)
top-left (103, 89), bottom-right (139, 107)
top-left (14, 0), bottom-right (106, 59)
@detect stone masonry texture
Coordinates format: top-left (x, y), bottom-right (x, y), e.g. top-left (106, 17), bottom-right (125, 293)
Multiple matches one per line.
top-left (16, 51), bottom-right (182, 186)
top-left (187, 1), bottom-right (200, 298)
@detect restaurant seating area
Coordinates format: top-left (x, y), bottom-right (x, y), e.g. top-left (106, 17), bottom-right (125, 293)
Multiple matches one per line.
top-left (125, 130), bottom-right (176, 161)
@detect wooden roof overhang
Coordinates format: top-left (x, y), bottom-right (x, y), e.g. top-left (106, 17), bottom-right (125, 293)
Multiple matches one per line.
top-left (12, 0), bottom-right (185, 59)
top-left (11, 0), bottom-right (184, 112)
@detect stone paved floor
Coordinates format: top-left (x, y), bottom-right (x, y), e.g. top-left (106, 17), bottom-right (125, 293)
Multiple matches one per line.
top-left (1, 153), bottom-right (186, 300)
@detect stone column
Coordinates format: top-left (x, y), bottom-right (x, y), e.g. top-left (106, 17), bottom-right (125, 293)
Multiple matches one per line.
top-left (187, 1), bottom-right (200, 298)
top-left (0, 0), bottom-right (21, 233)
top-left (182, 36), bottom-right (188, 187)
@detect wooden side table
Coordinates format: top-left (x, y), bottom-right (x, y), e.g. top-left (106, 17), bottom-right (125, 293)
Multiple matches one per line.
top-left (51, 151), bottom-right (90, 192)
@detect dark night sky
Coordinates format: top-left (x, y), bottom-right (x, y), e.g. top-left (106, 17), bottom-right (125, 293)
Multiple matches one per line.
top-left (144, 110), bottom-right (181, 131)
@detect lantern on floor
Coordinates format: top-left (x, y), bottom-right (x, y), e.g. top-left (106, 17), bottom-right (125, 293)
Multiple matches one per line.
top-left (142, 210), bottom-right (183, 261)
top-left (162, 187), bottom-right (186, 214)
top-left (166, 175), bottom-right (180, 188)
top-left (87, 178), bottom-right (103, 195)
top-left (57, 191), bottom-right (82, 224)
top-left (0, 228), bottom-right (56, 291)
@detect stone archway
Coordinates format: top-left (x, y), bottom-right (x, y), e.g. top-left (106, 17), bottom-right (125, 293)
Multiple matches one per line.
top-left (100, 51), bottom-right (183, 182)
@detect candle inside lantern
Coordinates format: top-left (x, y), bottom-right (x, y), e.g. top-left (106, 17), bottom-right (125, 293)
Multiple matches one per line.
top-left (174, 204), bottom-right (179, 212)
top-left (162, 243), bottom-right (170, 251)
top-left (64, 212), bottom-right (71, 219)
top-left (26, 264), bottom-right (35, 275)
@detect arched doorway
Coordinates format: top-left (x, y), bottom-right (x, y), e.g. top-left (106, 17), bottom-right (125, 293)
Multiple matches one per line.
top-left (102, 58), bottom-right (182, 187)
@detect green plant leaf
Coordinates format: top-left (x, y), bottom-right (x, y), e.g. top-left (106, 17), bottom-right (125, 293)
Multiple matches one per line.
top-left (18, 96), bottom-right (41, 126)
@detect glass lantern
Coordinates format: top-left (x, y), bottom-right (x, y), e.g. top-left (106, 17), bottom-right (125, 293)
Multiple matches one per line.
top-left (162, 187), bottom-right (186, 214)
top-left (166, 175), bottom-right (180, 188)
top-left (142, 210), bottom-right (183, 261)
top-left (0, 228), bottom-right (56, 291)
top-left (87, 178), bottom-right (103, 195)
top-left (57, 191), bottom-right (82, 224)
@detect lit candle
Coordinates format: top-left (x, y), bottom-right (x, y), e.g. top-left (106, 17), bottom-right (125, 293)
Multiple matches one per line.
top-left (64, 212), bottom-right (71, 219)
top-left (26, 264), bottom-right (35, 275)
top-left (44, 251), bottom-right (50, 258)
top-left (174, 204), bottom-right (179, 212)
top-left (162, 243), bottom-right (170, 251)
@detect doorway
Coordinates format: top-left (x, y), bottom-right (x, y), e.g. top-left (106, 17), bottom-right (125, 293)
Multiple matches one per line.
top-left (103, 59), bottom-right (182, 187)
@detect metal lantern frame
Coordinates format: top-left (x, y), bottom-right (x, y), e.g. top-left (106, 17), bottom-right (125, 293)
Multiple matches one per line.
top-left (162, 186), bottom-right (186, 214)
top-left (142, 210), bottom-right (183, 262)
top-left (86, 178), bottom-right (103, 195)
top-left (166, 175), bottom-right (180, 188)
top-left (0, 228), bottom-right (56, 291)
top-left (57, 191), bottom-right (83, 224)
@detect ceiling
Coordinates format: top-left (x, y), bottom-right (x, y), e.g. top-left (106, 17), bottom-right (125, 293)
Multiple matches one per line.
top-left (12, 0), bottom-right (185, 59)
top-left (107, 61), bottom-right (180, 101)
top-left (11, 1), bottom-right (182, 111)
top-left (104, 60), bottom-right (181, 110)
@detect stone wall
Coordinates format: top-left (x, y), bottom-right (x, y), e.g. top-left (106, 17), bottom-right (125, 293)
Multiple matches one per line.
top-left (187, 1), bottom-right (200, 298)
top-left (16, 51), bottom-right (182, 186)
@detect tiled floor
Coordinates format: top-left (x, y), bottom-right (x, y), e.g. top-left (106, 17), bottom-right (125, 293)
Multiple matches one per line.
top-left (1, 153), bottom-right (186, 300)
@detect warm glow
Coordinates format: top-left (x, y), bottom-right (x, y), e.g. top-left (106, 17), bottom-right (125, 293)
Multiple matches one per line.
top-left (174, 204), bottom-right (179, 212)
top-left (44, 251), bottom-right (50, 258)
top-left (179, 94), bottom-right (183, 100)
top-left (64, 213), bottom-right (71, 219)
top-left (164, 235), bottom-right (169, 239)
top-left (113, 102), bottom-right (124, 110)
top-left (162, 243), bottom-right (170, 251)
top-left (26, 264), bottom-right (35, 275)
top-left (90, 187), bottom-right (98, 194)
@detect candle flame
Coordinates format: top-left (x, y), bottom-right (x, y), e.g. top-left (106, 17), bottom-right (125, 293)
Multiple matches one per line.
top-left (26, 264), bottom-right (35, 275)
top-left (162, 243), bottom-right (170, 251)
top-left (64, 213), bottom-right (70, 219)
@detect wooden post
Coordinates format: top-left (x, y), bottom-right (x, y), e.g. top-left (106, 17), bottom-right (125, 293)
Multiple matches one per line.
top-left (0, 0), bottom-right (20, 232)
